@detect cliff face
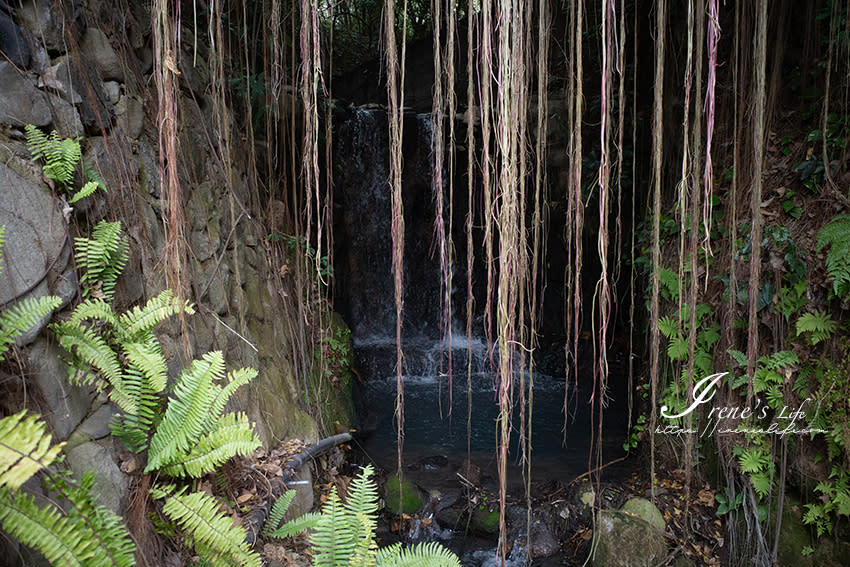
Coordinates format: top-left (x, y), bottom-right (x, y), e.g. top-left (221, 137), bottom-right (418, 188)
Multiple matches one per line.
top-left (0, 0), bottom-right (328, 522)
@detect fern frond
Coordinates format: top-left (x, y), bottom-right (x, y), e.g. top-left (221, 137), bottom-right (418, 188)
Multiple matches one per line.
top-left (0, 411), bottom-right (63, 490)
top-left (68, 181), bottom-right (102, 204)
top-left (64, 298), bottom-right (122, 331)
top-left (156, 486), bottom-right (260, 567)
top-left (119, 289), bottom-right (194, 340)
top-left (75, 221), bottom-right (128, 301)
top-left (344, 464), bottom-right (378, 544)
top-left (796, 310), bottom-right (838, 345)
top-left (817, 215), bottom-right (850, 298)
top-left (266, 512), bottom-right (322, 540)
top-left (53, 321), bottom-right (131, 410)
top-left (157, 412), bottom-right (261, 478)
top-left (145, 352), bottom-right (225, 473)
top-left (44, 471), bottom-right (136, 567)
top-left (110, 362), bottom-right (160, 453)
top-left (264, 490), bottom-right (298, 537)
top-left (311, 487), bottom-right (358, 567)
top-left (25, 125), bottom-right (82, 188)
top-left (124, 339), bottom-right (168, 393)
top-left (0, 295), bottom-right (61, 358)
top-left (203, 367), bottom-right (258, 434)
top-left (376, 542), bottom-right (462, 567)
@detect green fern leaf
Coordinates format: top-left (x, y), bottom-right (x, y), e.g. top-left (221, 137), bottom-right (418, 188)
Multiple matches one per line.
top-left (119, 289), bottom-right (194, 340)
top-left (158, 412), bottom-right (261, 478)
top-left (377, 542), bottom-right (463, 567)
top-left (75, 221), bottom-right (129, 301)
top-left (657, 315), bottom-right (677, 339)
top-left (796, 310), bottom-right (838, 345)
top-left (68, 181), bottom-right (102, 204)
top-left (658, 267), bottom-right (680, 301)
top-left (817, 215), bottom-right (850, 298)
top-left (738, 447), bottom-right (768, 474)
top-left (123, 340), bottom-right (168, 393)
top-left (0, 411), bottom-right (63, 490)
top-left (156, 486), bottom-right (260, 567)
top-left (264, 490), bottom-right (298, 537)
top-left (749, 471), bottom-right (772, 499)
top-left (53, 321), bottom-right (131, 410)
top-left (0, 295), bottom-right (61, 358)
top-left (145, 352), bottom-right (225, 473)
top-left (728, 349), bottom-right (748, 368)
top-left (266, 512), bottom-right (322, 540)
top-left (312, 487), bottom-right (358, 567)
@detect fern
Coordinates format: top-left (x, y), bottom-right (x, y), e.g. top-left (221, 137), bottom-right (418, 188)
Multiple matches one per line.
top-left (75, 221), bottom-right (129, 301)
top-left (0, 295), bottom-right (62, 358)
top-left (157, 412), bottom-right (261, 478)
top-left (817, 214), bottom-right (850, 298)
top-left (152, 484), bottom-right (260, 567)
top-left (25, 125), bottom-right (105, 204)
top-left (267, 465), bottom-right (460, 567)
top-left (0, 411), bottom-right (63, 491)
top-left (796, 309), bottom-right (838, 345)
top-left (119, 289), bottom-right (195, 339)
top-left (0, 415), bottom-right (136, 566)
top-left (377, 542), bottom-right (462, 567)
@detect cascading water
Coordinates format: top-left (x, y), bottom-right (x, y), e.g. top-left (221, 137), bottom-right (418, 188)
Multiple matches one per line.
top-left (333, 106), bottom-right (631, 565)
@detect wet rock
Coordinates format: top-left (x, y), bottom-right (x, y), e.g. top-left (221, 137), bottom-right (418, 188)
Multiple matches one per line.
top-left (0, 61), bottom-right (50, 127)
top-left (507, 505), bottom-right (560, 558)
top-left (80, 27), bottom-right (123, 81)
top-left (52, 268), bottom-right (78, 310)
top-left (0, 10), bottom-right (31, 68)
top-left (66, 440), bottom-right (127, 515)
top-left (592, 509), bottom-right (667, 567)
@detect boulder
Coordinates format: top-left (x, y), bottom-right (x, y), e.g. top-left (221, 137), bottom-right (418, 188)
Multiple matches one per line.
top-left (0, 10), bottom-right (31, 68)
top-left (28, 338), bottom-right (93, 440)
top-left (0, 61), bottom-right (50, 127)
top-left (66, 441), bottom-right (127, 515)
top-left (17, 0), bottom-right (84, 54)
top-left (384, 475), bottom-right (423, 515)
top-left (46, 92), bottom-right (84, 137)
top-left (592, 509), bottom-right (667, 567)
top-left (0, 162), bottom-right (67, 343)
top-left (80, 27), bottom-right (123, 81)
top-left (621, 497), bottom-right (666, 532)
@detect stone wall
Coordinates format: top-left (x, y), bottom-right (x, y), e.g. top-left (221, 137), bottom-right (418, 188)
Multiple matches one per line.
top-left (0, 0), bottom-right (325, 522)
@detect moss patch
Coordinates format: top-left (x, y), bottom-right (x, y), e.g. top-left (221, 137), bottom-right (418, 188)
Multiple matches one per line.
top-left (384, 475), bottom-right (422, 515)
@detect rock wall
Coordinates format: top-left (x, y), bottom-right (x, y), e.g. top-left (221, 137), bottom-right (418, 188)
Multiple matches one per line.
top-left (0, 0), bottom-right (326, 521)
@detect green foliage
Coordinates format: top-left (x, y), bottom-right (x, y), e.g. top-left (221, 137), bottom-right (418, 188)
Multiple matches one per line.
top-left (0, 411), bottom-right (63, 491)
top-left (622, 414), bottom-right (646, 452)
top-left (25, 124), bottom-right (105, 204)
top-left (50, 222), bottom-right (262, 567)
top-left (152, 484), bottom-right (260, 567)
top-left (817, 214), bottom-right (850, 298)
top-left (0, 295), bottom-right (62, 359)
top-left (796, 309), bottom-right (838, 345)
top-left (75, 221), bottom-right (129, 301)
top-left (0, 411), bottom-right (135, 567)
top-left (265, 465), bottom-right (460, 567)
top-left (803, 466), bottom-right (850, 537)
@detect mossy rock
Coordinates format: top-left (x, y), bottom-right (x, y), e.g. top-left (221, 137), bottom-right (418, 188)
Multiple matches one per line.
top-left (620, 497), bottom-right (665, 532)
top-left (384, 475), bottom-right (422, 515)
top-left (470, 504), bottom-right (500, 535)
top-left (592, 509), bottom-right (667, 567)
